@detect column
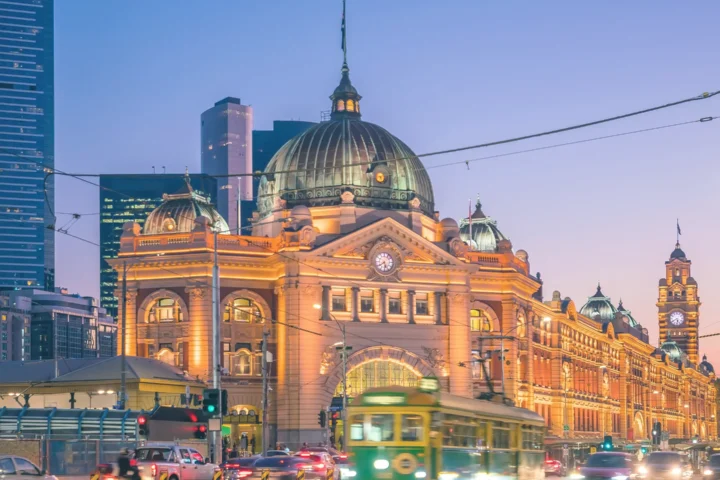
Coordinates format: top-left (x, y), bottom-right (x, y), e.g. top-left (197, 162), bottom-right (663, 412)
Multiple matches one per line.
top-left (407, 290), bottom-right (415, 324)
top-left (379, 289), bottom-right (388, 323)
top-left (185, 286), bottom-right (213, 379)
top-left (116, 288), bottom-right (137, 356)
top-left (447, 289), bottom-right (471, 397)
top-left (321, 286), bottom-right (331, 321)
top-left (351, 287), bottom-right (360, 322)
top-left (434, 292), bottom-right (443, 325)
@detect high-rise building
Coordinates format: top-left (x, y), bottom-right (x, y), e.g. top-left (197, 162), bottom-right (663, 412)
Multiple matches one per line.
top-left (0, 0), bottom-right (55, 290)
top-left (201, 97), bottom-right (253, 234)
top-left (0, 293), bottom-right (31, 361)
top-left (99, 174), bottom-right (217, 319)
top-left (2, 288), bottom-right (116, 360)
top-left (657, 242), bottom-right (700, 364)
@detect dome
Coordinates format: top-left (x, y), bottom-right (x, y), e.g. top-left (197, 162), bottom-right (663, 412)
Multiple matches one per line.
top-left (670, 242), bottom-right (687, 260)
top-left (579, 284), bottom-right (617, 322)
top-left (257, 64), bottom-right (434, 219)
top-left (661, 341), bottom-right (683, 361)
top-left (458, 200), bottom-right (508, 252)
top-left (617, 300), bottom-right (640, 328)
top-left (700, 354), bottom-right (715, 375)
top-left (439, 217), bottom-right (459, 240)
top-left (144, 178), bottom-right (229, 235)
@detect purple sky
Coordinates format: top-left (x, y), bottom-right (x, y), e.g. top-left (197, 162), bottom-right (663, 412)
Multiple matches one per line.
top-left (54, 1), bottom-right (720, 365)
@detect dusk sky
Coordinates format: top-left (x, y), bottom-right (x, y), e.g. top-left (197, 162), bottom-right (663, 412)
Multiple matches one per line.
top-left (53, 2), bottom-right (720, 364)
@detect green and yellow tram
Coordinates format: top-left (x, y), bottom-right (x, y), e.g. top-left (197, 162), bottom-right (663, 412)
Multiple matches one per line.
top-left (345, 385), bottom-right (545, 480)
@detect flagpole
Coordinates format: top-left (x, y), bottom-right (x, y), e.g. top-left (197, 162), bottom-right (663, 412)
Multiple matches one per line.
top-left (342, 0), bottom-right (347, 65)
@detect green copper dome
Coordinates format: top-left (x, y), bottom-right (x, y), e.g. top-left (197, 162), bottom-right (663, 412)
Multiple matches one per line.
top-left (256, 65), bottom-right (435, 219)
top-left (579, 284), bottom-right (617, 322)
top-left (458, 200), bottom-right (508, 252)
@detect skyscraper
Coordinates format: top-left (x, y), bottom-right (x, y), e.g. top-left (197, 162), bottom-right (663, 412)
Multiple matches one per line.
top-left (99, 174), bottom-right (217, 319)
top-left (0, 0), bottom-right (55, 290)
top-left (201, 97), bottom-right (253, 234)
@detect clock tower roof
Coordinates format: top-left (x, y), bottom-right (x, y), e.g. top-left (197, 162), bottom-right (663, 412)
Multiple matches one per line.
top-left (669, 242), bottom-right (688, 261)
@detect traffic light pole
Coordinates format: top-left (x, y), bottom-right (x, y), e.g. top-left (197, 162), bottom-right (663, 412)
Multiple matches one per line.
top-left (210, 231), bottom-right (220, 463)
top-left (261, 328), bottom-right (269, 456)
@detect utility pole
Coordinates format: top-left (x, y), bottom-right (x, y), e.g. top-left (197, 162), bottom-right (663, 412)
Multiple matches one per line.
top-left (261, 328), bottom-right (269, 455)
top-left (340, 323), bottom-right (348, 451)
top-left (211, 231), bottom-right (220, 462)
top-left (119, 260), bottom-right (127, 409)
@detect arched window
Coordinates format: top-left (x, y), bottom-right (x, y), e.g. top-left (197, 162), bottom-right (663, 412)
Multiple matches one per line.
top-left (157, 347), bottom-right (175, 366)
top-left (336, 100), bottom-right (345, 112)
top-left (231, 349), bottom-right (253, 376)
top-left (335, 360), bottom-right (420, 397)
top-left (346, 99), bottom-right (355, 112)
top-left (470, 309), bottom-right (491, 332)
top-left (224, 298), bottom-right (262, 323)
top-left (148, 298), bottom-right (183, 323)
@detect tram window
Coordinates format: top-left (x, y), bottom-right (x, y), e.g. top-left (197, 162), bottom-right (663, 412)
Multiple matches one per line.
top-left (350, 414), bottom-right (364, 441)
top-left (401, 414), bottom-right (424, 441)
top-left (492, 424), bottom-right (511, 449)
top-left (368, 414), bottom-right (394, 442)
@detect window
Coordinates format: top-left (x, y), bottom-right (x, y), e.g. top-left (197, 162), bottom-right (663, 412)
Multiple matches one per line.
top-left (401, 414), bottom-right (424, 441)
top-left (388, 293), bottom-right (401, 314)
top-left (224, 298), bottom-right (261, 323)
top-left (0, 458), bottom-right (15, 475)
top-left (332, 291), bottom-right (346, 312)
top-left (177, 343), bottom-right (184, 367)
top-left (368, 414), bottom-right (394, 442)
top-left (470, 309), bottom-right (491, 332)
top-left (179, 449), bottom-right (191, 464)
top-left (346, 99), bottom-right (355, 112)
top-left (148, 344), bottom-right (156, 357)
top-left (233, 350), bottom-right (252, 375)
top-left (416, 294), bottom-right (429, 315)
top-left (350, 414), bottom-right (364, 441)
top-left (14, 458), bottom-right (40, 476)
top-left (492, 422), bottom-right (511, 449)
top-left (360, 292), bottom-right (374, 313)
top-left (148, 297), bottom-right (182, 323)
top-left (337, 100), bottom-right (345, 112)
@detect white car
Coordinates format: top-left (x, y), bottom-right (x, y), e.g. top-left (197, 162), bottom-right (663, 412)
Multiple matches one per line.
top-left (0, 455), bottom-right (57, 480)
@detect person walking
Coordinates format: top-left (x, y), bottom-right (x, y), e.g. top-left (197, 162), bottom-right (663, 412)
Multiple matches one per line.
top-left (240, 433), bottom-right (249, 457)
top-left (249, 434), bottom-right (256, 455)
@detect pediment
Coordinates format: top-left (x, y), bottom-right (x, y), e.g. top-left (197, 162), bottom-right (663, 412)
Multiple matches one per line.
top-left (313, 218), bottom-right (464, 267)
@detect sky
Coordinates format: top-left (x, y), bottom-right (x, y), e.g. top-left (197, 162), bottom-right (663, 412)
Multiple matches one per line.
top-left (53, 1), bottom-right (720, 365)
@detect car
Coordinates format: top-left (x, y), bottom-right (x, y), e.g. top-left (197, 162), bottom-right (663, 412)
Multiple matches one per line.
top-left (264, 451), bottom-right (291, 457)
top-left (0, 455), bottom-right (57, 480)
top-left (222, 458), bottom-right (257, 480)
top-left (637, 452), bottom-right (692, 479)
top-left (94, 444), bottom-right (220, 480)
top-left (703, 454), bottom-right (720, 479)
top-left (544, 459), bottom-right (567, 476)
top-left (293, 453), bottom-right (339, 480)
top-left (579, 452), bottom-right (633, 480)
top-left (248, 456), bottom-right (329, 480)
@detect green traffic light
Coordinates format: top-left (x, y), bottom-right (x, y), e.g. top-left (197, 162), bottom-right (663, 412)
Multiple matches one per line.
top-left (207, 405), bottom-right (216, 413)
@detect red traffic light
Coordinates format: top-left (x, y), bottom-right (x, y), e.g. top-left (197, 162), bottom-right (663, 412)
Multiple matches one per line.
top-left (137, 415), bottom-right (147, 425)
top-left (198, 425), bottom-right (207, 433)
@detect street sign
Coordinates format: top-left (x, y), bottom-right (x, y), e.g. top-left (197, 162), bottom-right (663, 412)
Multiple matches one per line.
top-left (590, 446), bottom-right (597, 454)
top-left (208, 418), bottom-right (221, 432)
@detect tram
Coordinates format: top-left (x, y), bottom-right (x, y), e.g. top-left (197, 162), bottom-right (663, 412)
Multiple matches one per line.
top-left (345, 382), bottom-right (545, 480)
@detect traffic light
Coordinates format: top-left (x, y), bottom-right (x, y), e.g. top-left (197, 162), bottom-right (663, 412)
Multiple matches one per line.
top-left (318, 410), bottom-right (326, 428)
top-left (194, 424), bottom-right (207, 440)
top-left (202, 388), bottom-right (220, 415)
top-left (692, 435), bottom-right (699, 444)
top-left (641, 446), bottom-right (649, 454)
top-left (137, 415), bottom-right (149, 437)
top-left (221, 389), bottom-right (228, 416)
top-left (603, 435), bottom-right (613, 451)
top-left (652, 422), bottom-right (662, 445)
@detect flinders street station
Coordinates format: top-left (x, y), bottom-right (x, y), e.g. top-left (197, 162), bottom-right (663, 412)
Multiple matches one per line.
top-left (111, 56), bottom-right (717, 449)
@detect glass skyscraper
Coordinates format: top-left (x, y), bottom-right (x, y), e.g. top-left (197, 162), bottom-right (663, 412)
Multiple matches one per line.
top-left (99, 174), bottom-right (217, 319)
top-left (0, 0), bottom-right (55, 290)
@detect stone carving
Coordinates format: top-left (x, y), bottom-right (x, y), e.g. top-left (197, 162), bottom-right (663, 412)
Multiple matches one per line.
top-left (298, 225), bottom-right (317, 247)
top-left (602, 372), bottom-right (609, 396)
top-left (422, 346), bottom-right (446, 370)
top-left (273, 197), bottom-right (287, 210)
top-left (186, 287), bottom-right (207, 300)
top-left (125, 290), bottom-right (138, 301)
top-left (449, 237), bottom-right (469, 257)
top-left (340, 191), bottom-right (355, 204)
top-left (408, 197), bottom-right (421, 209)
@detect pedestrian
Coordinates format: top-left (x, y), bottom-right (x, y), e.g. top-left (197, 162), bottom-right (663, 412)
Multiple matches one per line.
top-left (302, 442), bottom-right (308, 450)
top-left (240, 433), bottom-right (249, 456)
top-left (338, 435), bottom-right (344, 451)
top-left (249, 434), bottom-right (256, 455)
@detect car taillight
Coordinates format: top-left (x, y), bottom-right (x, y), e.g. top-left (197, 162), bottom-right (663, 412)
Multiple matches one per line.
top-left (130, 460), bottom-right (137, 467)
top-left (313, 463), bottom-right (326, 472)
top-left (151, 464), bottom-right (157, 477)
top-left (299, 453), bottom-right (311, 457)
top-left (236, 469), bottom-right (253, 478)
top-left (97, 464), bottom-right (114, 475)
top-left (339, 455), bottom-right (348, 459)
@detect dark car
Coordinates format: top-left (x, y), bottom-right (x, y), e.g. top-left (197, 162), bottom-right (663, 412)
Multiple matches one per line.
top-left (222, 457), bottom-right (257, 480)
top-left (702, 454), bottom-right (720, 478)
top-left (249, 456), bottom-right (331, 480)
top-left (638, 452), bottom-right (692, 479)
top-left (544, 459), bottom-right (567, 476)
top-left (579, 452), bottom-right (633, 480)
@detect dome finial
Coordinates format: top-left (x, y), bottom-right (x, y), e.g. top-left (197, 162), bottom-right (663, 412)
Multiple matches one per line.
top-left (330, 0), bottom-right (361, 119)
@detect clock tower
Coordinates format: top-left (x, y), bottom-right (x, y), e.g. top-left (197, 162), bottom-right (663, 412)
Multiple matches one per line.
top-left (657, 242), bottom-right (700, 364)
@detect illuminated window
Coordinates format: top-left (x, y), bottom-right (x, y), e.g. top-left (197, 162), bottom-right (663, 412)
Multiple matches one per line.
top-left (346, 99), bottom-right (355, 112)
top-left (470, 309), bottom-right (491, 332)
top-left (335, 359), bottom-right (420, 397)
top-left (361, 291), bottom-right (374, 313)
top-left (148, 298), bottom-right (182, 323)
top-left (232, 349), bottom-right (252, 376)
top-left (157, 347), bottom-right (175, 365)
top-left (224, 298), bottom-right (261, 323)
top-left (388, 292), bottom-right (402, 314)
top-left (415, 294), bottom-right (429, 315)
top-left (332, 290), bottom-right (347, 311)
top-left (337, 100), bottom-right (345, 112)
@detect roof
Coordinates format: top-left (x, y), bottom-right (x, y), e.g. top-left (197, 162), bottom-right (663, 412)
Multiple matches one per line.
top-left (670, 243), bottom-right (688, 261)
top-left (579, 284), bottom-right (617, 322)
top-left (458, 200), bottom-right (509, 253)
top-left (0, 356), bottom-right (202, 385)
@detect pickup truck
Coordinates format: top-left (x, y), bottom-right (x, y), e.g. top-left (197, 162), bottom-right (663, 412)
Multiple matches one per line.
top-left (95, 444), bottom-right (219, 480)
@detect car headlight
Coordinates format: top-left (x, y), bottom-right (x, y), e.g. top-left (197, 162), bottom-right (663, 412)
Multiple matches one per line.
top-left (613, 476), bottom-right (629, 480)
top-left (638, 467), bottom-right (648, 475)
top-left (341, 469), bottom-right (357, 478)
top-left (439, 473), bottom-right (459, 480)
top-left (569, 474), bottom-right (585, 479)
top-left (671, 468), bottom-right (682, 475)
top-left (374, 460), bottom-right (390, 470)
top-left (415, 472), bottom-right (427, 479)
top-left (704, 470), bottom-right (713, 476)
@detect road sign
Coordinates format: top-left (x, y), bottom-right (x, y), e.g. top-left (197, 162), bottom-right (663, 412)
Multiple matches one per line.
top-left (208, 418), bottom-right (221, 432)
top-left (590, 446), bottom-right (597, 454)
top-left (563, 424), bottom-right (570, 431)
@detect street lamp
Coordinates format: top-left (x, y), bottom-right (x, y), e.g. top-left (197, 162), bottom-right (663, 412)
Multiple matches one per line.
top-left (313, 303), bottom-right (349, 449)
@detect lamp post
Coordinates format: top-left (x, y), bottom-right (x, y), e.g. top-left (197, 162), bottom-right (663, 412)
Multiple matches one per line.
top-left (313, 304), bottom-right (350, 449)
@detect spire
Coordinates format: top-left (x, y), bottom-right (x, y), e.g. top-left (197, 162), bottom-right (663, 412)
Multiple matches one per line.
top-left (592, 283), bottom-right (605, 298)
top-left (471, 196), bottom-right (486, 219)
top-left (330, 0), bottom-right (361, 119)
top-left (617, 298), bottom-right (624, 311)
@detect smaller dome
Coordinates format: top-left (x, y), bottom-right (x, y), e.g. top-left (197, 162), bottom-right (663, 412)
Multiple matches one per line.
top-left (670, 242), bottom-right (687, 260)
top-left (144, 177), bottom-right (229, 235)
top-left (617, 299), bottom-right (640, 328)
top-left (700, 354), bottom-right (715, 375)
top-left (439, 218), bottom-right (459, 240)
top-left (516, 249), bottom-right (529, 262)
top-left (579, 284), bottom-right (617, 322)
top-left (661, 341), bottom-right (683, 361)
top-left (459, 200), bottom-right (508, 252)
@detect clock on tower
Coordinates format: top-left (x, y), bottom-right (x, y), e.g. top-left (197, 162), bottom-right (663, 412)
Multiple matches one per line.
top-left (657, 242), bottom-right (700, 364)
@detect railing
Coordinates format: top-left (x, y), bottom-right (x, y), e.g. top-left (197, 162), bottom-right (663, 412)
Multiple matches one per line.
top-left (121, 232), bottom-right (280, 255)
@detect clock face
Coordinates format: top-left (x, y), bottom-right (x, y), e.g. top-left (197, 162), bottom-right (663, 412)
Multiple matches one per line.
top-left (669, 311), bottom-right (685, 326)
top-left (374, 252), bottom-right (395, 273)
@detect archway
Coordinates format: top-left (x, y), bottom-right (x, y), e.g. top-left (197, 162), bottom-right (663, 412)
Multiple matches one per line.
top-left (634, 412), bottom-right (645, 438)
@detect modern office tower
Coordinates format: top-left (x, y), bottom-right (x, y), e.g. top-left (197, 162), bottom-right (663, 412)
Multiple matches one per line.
top-left (0, 0), bottom-right (55, 290)
top-left (98, 174), bottom-right (217, 319)
top-left (0, 293), bottom-right (31, 361)
top-left (201, 97), bottom-right (253, 234)
top-left (1, 288), bottom-right (116, 360)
